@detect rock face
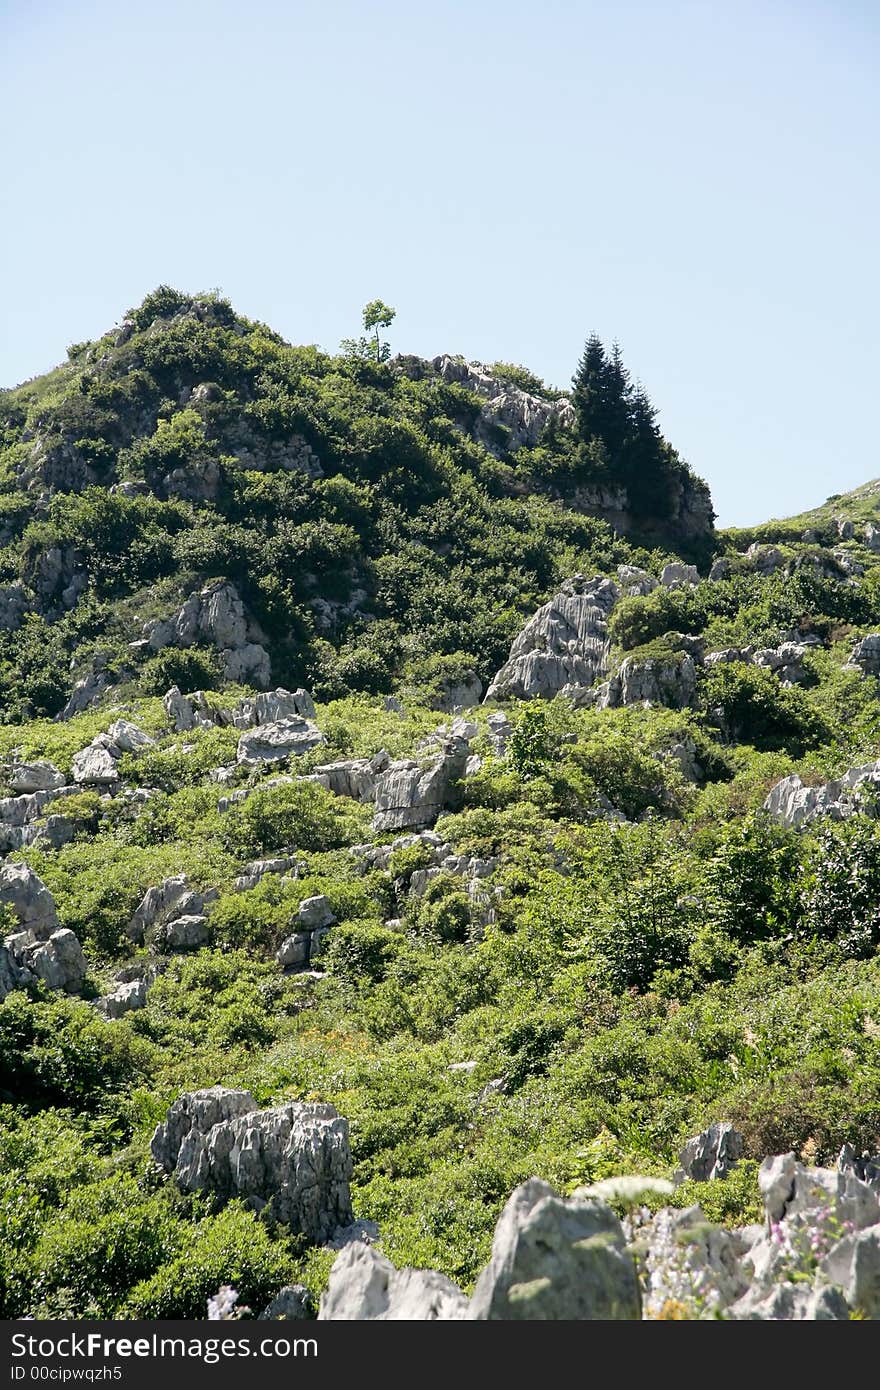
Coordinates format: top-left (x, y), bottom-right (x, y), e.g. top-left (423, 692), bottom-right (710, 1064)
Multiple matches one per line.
top-left (484, 575), bottom-right (618, 702)
top-left (152, 1088), bottom-right (353, 1243)
top-left (237, 718), bottom-right (324, 764)
top-left (72, 719), bottom-right (155, 787)
top-left (319, 1244), bottom-right (468, 1321)
top-left (142, 581), bottom-right (271, 688)
top-left (469, 1178), bottom-right (641, 1320)
top-left (0, 582), bottom-right (30, 631)
top-left (660, 562), bottom-right (699, 588)
top-left (643, 1204), bottom-right (749, 1317)
top-left (128, 875), bottom-right (213, 946)
top-left (0, 863), bottom-right (59, 936)
top-left (427, 355), bottom-right (576, 451)
top-left (764, 759), bottom-right (880, 829)
top-left (7, 760), bottom-right (66, 793)
top-left (847, 634), bottom-right (880, 677)
top-left (594, 653), bottom-right (697, 711)
top-left (312, 751), bottom-right (390, 803)
top-left (95, 979), bottom-right (148, 1019)
top-left (372, 737), bottom-right (469, 831)
top-left (162, 685), bottom-right (316, 734)
top-left (675, 1123), bottom-right (744, 1183)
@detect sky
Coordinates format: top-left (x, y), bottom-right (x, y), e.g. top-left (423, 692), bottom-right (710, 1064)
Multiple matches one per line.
top-left (2, 0), bottom-right (878, 527)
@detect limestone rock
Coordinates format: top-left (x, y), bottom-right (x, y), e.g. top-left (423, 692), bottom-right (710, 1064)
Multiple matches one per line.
top-left (847, 634), bottom-right (880, 677)
top-left (485, 575), bottom-right (618, 702)
top-left (0, 582), bottom-right (30, 632)
top-left (596, 654), bottom-right (698, 711)
top-left (319, 1244), bottom-right (468, 1320)
top-left (26, 928), bottom-right (86, 994)
top-left (277, 933), bottom-right (312, 968)
top-left (758, 1151), bottom-right (880, 1231)
top-left (660, 562), bottom-right (699, 588)
top-left (616, 564), bottom-right (657, 597)
top-left (237, 718), bottom-right (324, 764)
top-left (373, 739), bottom-right (469, 832)
top-left (0, 863), bottom-right (59, 937)
top-left (60, 670), bottom-right (110, 720)
top-left (8, 760), bottom-right (66, 793)
top-left (675, 1123), bottom-right (744, 1183)
top-left (129, 875), bottom-right (210, 944)
top-left (144, 581), bottom-right (271, 690)
top-left (158, 914), bottom-right (210, 950)
top-left (643, 1204), bottom-right (749, 1317)
top-left (72, 745), bottom-right (119, 786)
top-left (764, 759), bottom-right (880, 829)
top-left (312, 751), bottom-right (390, 803)
top-left (428, 355), bottom-right (575, 452)
top-left (95, 979), bottom-right (148, 1019)
top-left (153, 1090), bottom-right (353, 1242)
top-left (296, 896), bottom-right (336, 931)
top-left (430, 672), bottom-right (483, 712)
top-left (838, 1143), bottom-right (880, 1194)
top-left (469, 1177), bottom-right (641, 1320)
top-left (820, 1225), bottom-right (880, 1318)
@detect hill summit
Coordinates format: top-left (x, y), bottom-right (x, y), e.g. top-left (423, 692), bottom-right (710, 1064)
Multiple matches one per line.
top-left (0, 287), bottom-right (713, 721)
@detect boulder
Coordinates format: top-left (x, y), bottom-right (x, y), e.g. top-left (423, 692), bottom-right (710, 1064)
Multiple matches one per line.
top-left (729, 1281), bottom-right (850, 1320)
top-left (847, 634), bottom-right (880, 678)
top-left (469, 1177), bottom-right (641, 1320)
top-left (596, 654), bottom-right (698, 710)
top-left (708, 557), bottom-right (731, 581)
top-left (296, 896), bottom-right (336, 931)
top-left (232, 688), bottom-right (316, 728)
top-left (758, 1151), bottom-right (880, 1231)
top-left (319, 1244), bottom-right (468, 1320)
top-left (158, 914), bottom-right (210, 950)
top-left (838, 1143), bottom-right (880, 1194)
top-left (223, 643), bottom-right (271, 687)
top-left (60, 670), bottom-right (111, 720)
top-left (129, 875), bottom-right (210, 944)
top-left (675, 1123), bottom-right (744, 1183)
top-left (660, 562), bottom-right (699, 588)
top-left (237, 718), bottom-right (324, 764)
top-left (764, 759), bottom-right (880, 829)
top-left (26, 928), bottom-right (86, 994)
top-left (864, 523), bottom-right (880, 553)
top-left (430, 673), bottom-right (483, 712)
top-left (373, 738), bottom-right (469, 832)
top-left (71, 745), bottom-right (118, 786)
top-left (745, 544), bottom-right (785, 575)
top-left (95, 979), bottom-right (148, 1019)
top-left (0, 863), bottom-right (59, 937)
top-left (276, 933), bottom-right (312, 968)
top-left (153, 1090), bottom-right (353, 1243)
top-left (484, 575), bottom-right (618, 702)
top-left (8, 761), bottom-right (66, 794)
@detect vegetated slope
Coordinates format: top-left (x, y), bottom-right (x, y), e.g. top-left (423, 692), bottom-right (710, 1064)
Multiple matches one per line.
top-left (2, 291), bottom-right (880, 1319)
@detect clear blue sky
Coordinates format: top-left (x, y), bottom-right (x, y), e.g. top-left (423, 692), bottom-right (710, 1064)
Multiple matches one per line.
top-left (2, 0), bottom-right (877, 527)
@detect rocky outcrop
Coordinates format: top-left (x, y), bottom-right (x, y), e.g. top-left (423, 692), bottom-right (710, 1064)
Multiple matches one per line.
top-left (675, 1123), bottom-right (744, 1183)
top-left (0, 925), bottom-right (87, 1002)
top-left (72, 719), bottom-right (154, 787)
top-left (643, 1203), bottom-right (750, 1317)
top-left (425, 355), bottom-right (575, 451)
top-left (0, 863), bottom-right (59, 936)
top-left (318, 1245), bottom-right (468, 1321)
top-left (847, 634), bottom-right (880, 678)
top-left (162, 685), bottom-right (316, 734)
top-left (764, 759), bottom-right (880, 829)
top-left (469, 1178), bottom-right (641, 1320)
top-left (236, 717), bottom-right (324, 764)
top-left (95, 978), bottom-right (148, 1019)
top-left (660, 562), bottom-right (699, 588)
top-left (140, 581), bottom-right (271, 688)
top-left (430, 672), bottom-right (483, 712)
top-left (312, 751), bottom-right (390, 803)
top-left (484, 575), bottom-right (618, 702)
top-left (152, 1088), bottom-right (353, 1243)
top-left (372, 736), bottom-right (469, 832)
top-left (128, 875), bottom-right (214, 946)
top-left (277, 896), bottom-right (337, 969)
top-left (593, 653), bottom-right (698, 711)
top-left (617, 565), bottom-right (658, 597)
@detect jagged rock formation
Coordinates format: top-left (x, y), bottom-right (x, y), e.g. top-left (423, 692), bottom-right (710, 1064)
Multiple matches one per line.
top-left (95, 978), bottom-right (148, 1019)
top-left (847, 634), bottom-right (880, 678)
top-left (236, 716), bottom-right (324, 764)
top-left (764, 759), bottom-right (880, 829)
top-left (72, 719), bottom-right (154, 787)
top-left (0, 866), bottom-right (86, 1002)
top-left (484, 575), bottom-right (618, 701)
top-left (594, 653), bottom-right (698, 711)
top-left (136, 581), bottom-right (271, 688)
top-left (128, 874), bottom-right (216, 948)
top-left (318, 1244), bottom-right (468, 1320)
top-left (163, 685), bottom-right (316, 734)
top-left (0, 863), bottom-right (60, 936)
top-left (372, 734), bottom-right (470, 831)
top-left (675, 1123), bottom-right (744, 1183)
top-left (152, 1088), bottom-right (353, 1242)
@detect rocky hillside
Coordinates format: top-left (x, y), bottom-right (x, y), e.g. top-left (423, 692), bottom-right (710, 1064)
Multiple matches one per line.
top-left (4, 290), bottom-right (880, 1321)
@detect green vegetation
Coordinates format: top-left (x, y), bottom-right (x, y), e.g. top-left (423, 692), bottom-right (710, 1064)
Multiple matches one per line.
top-left (3, 289), bottom-right (880, 1318)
